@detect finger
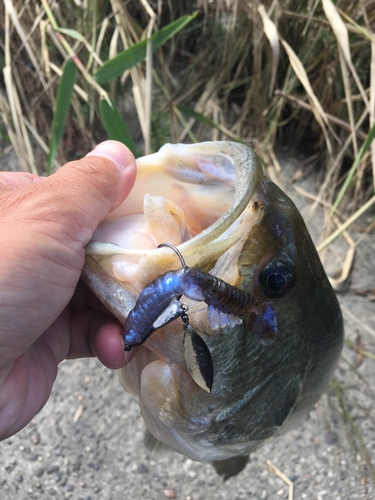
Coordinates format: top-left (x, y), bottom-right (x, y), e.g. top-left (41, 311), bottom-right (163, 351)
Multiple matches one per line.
top-left (69, 278), bottom-right (112, 314)
top-left (3, 140), bottom-right (137, 248)
top-left (47, 140), bottom-right (137, 243)
top-left (0, 172), bottom-right (42, 189)
top-left (69, 282), bottom-right (133, 368)
top-left (94, 322), bottom-right (137, 368)
top-left (67, 309), bottom-right (126, 369)
top-left (94, 322), bottom-right (128, 369)
top-left (85, 140), bottom-right (137, 214)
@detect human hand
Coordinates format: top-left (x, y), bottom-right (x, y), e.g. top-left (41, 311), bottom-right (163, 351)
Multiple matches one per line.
top-left (0, 140), bottom-right (136, 440)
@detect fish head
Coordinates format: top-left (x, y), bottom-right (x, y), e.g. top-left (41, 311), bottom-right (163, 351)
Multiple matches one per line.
top-left (83, 142), bottom-right (343, 462)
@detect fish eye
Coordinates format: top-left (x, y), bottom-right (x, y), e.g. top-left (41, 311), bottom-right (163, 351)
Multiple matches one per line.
top-left (259, 259), bottom-right (296, 299)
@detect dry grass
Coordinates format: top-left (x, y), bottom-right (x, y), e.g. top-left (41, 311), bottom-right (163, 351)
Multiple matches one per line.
top-left (0, 2), bottom-right (374, 215)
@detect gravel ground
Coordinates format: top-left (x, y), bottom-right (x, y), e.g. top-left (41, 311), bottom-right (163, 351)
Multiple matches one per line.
top-left (0, 147), bottom-right (374, 500)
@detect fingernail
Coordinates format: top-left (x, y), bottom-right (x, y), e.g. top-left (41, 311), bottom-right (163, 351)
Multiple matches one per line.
top-left (87, 140), bottom-right (134, 170)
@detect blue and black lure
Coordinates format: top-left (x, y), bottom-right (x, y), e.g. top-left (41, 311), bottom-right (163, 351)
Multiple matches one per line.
top-left (122, 244), bottom-right (278, 392)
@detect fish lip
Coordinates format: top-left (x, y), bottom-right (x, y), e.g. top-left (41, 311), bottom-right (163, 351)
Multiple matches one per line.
top-left (155, 142), bottom-right (264, 254)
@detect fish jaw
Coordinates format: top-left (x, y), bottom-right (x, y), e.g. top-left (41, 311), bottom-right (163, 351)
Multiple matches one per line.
top-left (83, 142), bottom-right (344, 462)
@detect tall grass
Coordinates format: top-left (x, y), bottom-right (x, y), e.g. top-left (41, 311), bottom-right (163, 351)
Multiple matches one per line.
top-left (1, 2), bottom-right (373, 215)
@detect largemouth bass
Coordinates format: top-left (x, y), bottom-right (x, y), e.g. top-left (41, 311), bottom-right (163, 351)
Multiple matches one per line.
top-left (83, 142), bottom-right (343, 462)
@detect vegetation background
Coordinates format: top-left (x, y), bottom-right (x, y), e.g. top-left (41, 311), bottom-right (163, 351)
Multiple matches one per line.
top-left (0, 1), bottom-right (375, 498)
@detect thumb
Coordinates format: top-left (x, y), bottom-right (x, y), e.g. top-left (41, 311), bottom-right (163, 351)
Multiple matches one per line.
top-left (84, 140), bottom-right (137, 215)
top-left (39, 140), bottom-right (136, 245)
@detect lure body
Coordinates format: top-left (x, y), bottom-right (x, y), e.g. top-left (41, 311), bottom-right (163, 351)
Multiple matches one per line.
top-left (123, 265), bottom-right (256, 350)
top-left (123, 268), bottom-right (186, 349)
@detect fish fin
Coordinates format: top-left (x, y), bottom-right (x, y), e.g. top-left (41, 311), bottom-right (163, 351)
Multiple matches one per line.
top-left (212, 455), bottom-right (249, 480)
top-left (143, 428), bottom-right (174, 455)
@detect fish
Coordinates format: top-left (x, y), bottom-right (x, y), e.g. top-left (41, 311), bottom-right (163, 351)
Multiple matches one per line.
top-left (83, 141), bottom-right (344, 464)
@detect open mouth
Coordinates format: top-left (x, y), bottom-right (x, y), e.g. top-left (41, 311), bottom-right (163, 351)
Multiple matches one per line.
top-left (89, 152), bottom-right (234, 289)
top-left (85, 142), bottom-right (262, 294)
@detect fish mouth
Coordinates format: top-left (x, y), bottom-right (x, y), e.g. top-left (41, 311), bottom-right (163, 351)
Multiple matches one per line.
top-left (85, 141), bottom-right (264, 299)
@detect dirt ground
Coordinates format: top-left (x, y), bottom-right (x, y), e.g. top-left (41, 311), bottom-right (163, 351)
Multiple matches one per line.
top-left (0, 146), bottom-right (374, 500)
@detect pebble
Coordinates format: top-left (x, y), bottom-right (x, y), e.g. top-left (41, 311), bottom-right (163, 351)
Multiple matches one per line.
top-left (136, 463), bottom-right (149, 474)
top-left (66, 484), bottom-right (75, 492)
top-left (323, 429), bottom-right (339, 445)
top-left (34, 467), bottom-right (45, 477)
top-left (31, 432), bottom-right (41, 444)
top-left (73, 461), bottom-right (81, 471)
top-left (288, 475), bottom-right (299, 482)
top-left (47, 465), bottom-right (60, 474)
top-left (15, 474), bottom-right (23, 483)
top-left (27, 454), bottom-right (39, 462)
top-left (164, 489), bottom-right (176, 498)
top-left (87, 462), bottom-right (100, 470)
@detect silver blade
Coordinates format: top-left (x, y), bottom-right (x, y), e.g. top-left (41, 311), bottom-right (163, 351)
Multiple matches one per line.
top-left (152, 299), bottom-right (183, 330)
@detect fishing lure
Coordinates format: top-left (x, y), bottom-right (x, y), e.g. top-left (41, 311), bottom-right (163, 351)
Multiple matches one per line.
top-left (122, 244), bottom-right (278, 348)
top-left (123, 243), bottom-right (256, 351)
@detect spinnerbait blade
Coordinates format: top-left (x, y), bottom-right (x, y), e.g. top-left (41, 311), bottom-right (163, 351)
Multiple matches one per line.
top-left (183, 324), bottom-right (214, 393)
